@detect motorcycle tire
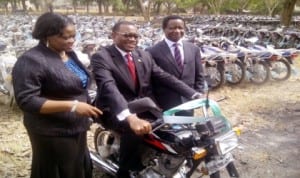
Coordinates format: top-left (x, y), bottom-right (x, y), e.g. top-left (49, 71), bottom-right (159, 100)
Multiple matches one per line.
top-left (205, 65), bottom-right (224, 90)
top-left (248, 61), bottom-right (270, 85)
top-left (94, 126), bottom-right (104, 154)
top-left (225, 60), bottom-right (245, 85)
top-left (210, 171), bottom-right (221, 178)
top-left (226, 162), bottom-right (239, 177)
top-left (93, 127), bottom-right (118, 178)
top-left (270, 58), bottom-right (291, 81)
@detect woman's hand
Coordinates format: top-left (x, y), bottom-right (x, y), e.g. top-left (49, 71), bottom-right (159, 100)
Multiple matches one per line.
top-left (75, 102), bottom-right (103, 118)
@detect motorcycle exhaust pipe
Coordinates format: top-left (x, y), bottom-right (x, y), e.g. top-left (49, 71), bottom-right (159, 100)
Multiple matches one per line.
top-left (90, 151), bottom-right (118, 176)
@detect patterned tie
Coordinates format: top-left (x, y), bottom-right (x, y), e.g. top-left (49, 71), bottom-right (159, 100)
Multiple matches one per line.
top-left (125, 53), bottom-right (137, 87)
top-left (173, 43), bottom-right (183, 71)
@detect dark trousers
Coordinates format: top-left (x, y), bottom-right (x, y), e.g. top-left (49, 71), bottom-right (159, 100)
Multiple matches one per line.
top-left (117, 132), bottom-right (144, 178)
top-left (28, 131), bottom-right (92, 178)
top-left (100, 117), bottom-right (144, 178)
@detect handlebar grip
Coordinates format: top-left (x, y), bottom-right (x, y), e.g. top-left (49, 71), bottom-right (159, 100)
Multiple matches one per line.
top-left (151, 118), bottom-right (163, 129)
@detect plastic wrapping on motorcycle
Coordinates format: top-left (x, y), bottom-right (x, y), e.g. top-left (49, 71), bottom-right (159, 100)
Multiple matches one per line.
top-left (163, 98), bottom-right (232, 132)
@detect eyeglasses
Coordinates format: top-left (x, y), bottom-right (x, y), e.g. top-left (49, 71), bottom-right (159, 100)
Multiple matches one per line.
top-left (57, 34), bottom-right (76, 40)
top-left (115, 32), bottom-right (140, 39)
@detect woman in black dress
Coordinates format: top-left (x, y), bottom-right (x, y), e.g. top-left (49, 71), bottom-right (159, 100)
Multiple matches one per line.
top-left (12, 12), bottom-right (102, 178)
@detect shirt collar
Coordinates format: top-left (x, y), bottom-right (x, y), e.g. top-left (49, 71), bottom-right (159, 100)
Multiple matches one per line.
top-left (115, 45), bottom-right (131, 57)
top-left (164, 38), bottom-right (183, 48)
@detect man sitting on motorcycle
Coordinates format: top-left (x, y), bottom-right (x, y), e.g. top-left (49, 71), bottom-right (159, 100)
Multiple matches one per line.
top-left (91, 21), bottom-right (202, 178)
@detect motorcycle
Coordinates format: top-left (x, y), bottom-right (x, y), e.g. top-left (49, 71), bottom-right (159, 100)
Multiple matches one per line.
top-left (90, 97), bottom-right (240, 178)
top-left (0, 48), bottom-right (17, 106)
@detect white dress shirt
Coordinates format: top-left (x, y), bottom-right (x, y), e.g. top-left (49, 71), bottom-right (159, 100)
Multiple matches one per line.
top-left (164, 38), bottom-right (184, 64)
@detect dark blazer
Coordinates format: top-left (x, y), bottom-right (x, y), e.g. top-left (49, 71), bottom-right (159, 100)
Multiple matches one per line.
top-left (147, 40), bottom-right (205, 110)
top-left (91, 45), bottom-right (196, 124)
top-left (12, 42), bottom-right (91, 136)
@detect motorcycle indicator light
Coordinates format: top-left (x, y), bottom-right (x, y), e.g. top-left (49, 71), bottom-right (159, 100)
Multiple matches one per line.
top-left (192, 148), bottom-right (207, 160)
top-left (232, 127), bottom-right (241, 136)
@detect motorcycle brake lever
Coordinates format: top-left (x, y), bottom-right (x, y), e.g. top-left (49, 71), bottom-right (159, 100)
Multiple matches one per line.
top-left (151, 118), bottom-right (164, 132)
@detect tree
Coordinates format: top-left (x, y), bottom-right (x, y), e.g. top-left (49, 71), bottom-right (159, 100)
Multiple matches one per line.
top-left (205, 0), bottom-right (226, 15)
top-left (30, 0), bottom-right (41, 11)
top-left (0, 0), bottom-right (10, 14)
top-left (263, 0), bottom-right (281, 16)
top-left (137, 0), bottom-right (153, 21)
top-left (72, 0), bottom-right (78, 14)
top-left (281, 0), bottom-right (297, 27)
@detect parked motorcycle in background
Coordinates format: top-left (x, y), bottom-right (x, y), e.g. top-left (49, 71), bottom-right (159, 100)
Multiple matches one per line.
top-left (0, 42), bottom-right (17, 106)
top-left (91, 96), bottom-right (240, 178)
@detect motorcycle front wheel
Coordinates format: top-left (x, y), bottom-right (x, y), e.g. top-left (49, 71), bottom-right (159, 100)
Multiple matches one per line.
top-left (205, 65), bottom-right (224, 90)
top-left (270, 58), bottom-right (291, 81)
top-left (248, 61), bottom-right (270, 85)
top-left (225, 60), bottom-right (245, 85)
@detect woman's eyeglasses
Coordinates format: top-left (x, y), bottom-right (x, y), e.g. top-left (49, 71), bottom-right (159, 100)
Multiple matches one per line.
top-left (115, 32), bottom-right (140, 39)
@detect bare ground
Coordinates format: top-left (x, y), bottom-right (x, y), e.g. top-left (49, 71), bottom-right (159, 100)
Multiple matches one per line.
top-left (0, 60), bottom-right (299, 178)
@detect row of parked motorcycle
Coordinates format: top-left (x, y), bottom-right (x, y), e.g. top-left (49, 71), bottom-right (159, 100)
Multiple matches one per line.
top-left (187, 25), bottom-right (300, 89)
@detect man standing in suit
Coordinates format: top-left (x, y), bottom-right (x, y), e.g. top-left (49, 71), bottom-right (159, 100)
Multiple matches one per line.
top-left (147, 15), bottom-right (205, 116)
top-left (91, 21), bottom-right (201, 178)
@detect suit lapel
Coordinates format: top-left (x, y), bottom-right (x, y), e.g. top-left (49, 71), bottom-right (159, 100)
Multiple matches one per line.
top-left (108, 46), bottom-right (136, 92)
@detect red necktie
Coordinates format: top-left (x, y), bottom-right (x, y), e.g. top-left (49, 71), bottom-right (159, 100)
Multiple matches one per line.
top-left (125, 53), bottom-right (137, 86)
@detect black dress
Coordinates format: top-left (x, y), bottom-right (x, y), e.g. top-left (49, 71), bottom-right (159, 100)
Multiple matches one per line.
top-left (12, 42), bottom-right (93, 178)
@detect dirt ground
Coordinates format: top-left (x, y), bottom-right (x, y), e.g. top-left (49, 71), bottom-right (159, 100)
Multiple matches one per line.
top-left (0, 60), bottom-right (299, 178)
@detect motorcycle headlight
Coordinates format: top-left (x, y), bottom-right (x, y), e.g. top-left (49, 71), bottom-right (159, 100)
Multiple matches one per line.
top-left (215, 131), bottom-right (238, 155)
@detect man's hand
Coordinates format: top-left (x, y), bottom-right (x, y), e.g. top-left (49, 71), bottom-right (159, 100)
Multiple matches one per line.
top-left (191, 92), bottom-right (204, 100)
top-left (126, 114), bottom-right (152, 135)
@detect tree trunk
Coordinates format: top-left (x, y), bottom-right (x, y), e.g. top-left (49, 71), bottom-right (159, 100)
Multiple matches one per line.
top-left (281, 0), bottom-right (297, 27)
top-left (97, 1), bottom-right (103, 15)
top-left (154, 1), bottom-right (162, 15)
top-left (137, 0), bottom-right (150, 21)
top-left (5, 3), bottom-right (9, 14)
top-left (86, 1), bottom-right (90, 14)
top-left (32, 1), bottom-right (39, 11)
top-left (72, 0), bottom-right (77, 14)
top-left (21, 0), bottom-right (26, 11)
top-left (12, 0), bottom-right (17, 12)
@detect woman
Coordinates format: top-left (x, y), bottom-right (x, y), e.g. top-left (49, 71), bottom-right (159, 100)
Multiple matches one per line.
top-left (12, 12), bottom-right (102, 178)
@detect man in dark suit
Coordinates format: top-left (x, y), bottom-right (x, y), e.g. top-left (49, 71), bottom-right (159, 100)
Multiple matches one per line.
top-left (91, 21), bottom-right (201, 178)
top-left (147, 15), bottom-right (205, 116)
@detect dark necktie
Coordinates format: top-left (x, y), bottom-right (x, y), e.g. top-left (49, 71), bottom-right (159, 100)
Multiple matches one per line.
top-left (173, 43), bottom-right (183, 71)
top-left (125, 53), bottom-right (137, 86)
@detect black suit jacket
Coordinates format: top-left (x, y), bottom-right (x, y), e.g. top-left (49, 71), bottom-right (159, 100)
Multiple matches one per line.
top-left (147, 40), bottom-right (205, 110)
top-left (91, 45), bottom-right (196, 123)
top-left (12, 42), bottom-right (92, 136)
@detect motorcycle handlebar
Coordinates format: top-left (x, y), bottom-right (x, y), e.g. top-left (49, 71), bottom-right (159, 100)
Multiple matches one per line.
top-left (151, 118), bottom-right (164, 130)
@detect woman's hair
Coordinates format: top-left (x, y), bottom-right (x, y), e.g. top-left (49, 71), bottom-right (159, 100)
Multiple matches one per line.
top-left (32, 12), bottom-right (74, 40)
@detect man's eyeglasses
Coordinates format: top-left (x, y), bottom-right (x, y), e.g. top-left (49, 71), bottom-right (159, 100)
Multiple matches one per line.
top-left (115, 32), bottom-right (140, 39)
